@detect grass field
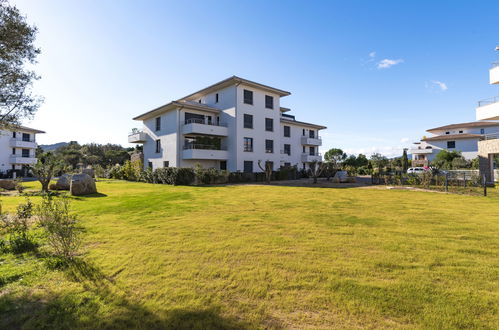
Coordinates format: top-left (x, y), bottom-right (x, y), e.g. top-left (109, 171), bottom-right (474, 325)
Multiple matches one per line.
top-left (0, 180), bottom-right (498, 329)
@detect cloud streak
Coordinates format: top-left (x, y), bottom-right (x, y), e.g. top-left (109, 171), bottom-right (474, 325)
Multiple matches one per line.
top-left (377, 58), bottom-right (404, 69)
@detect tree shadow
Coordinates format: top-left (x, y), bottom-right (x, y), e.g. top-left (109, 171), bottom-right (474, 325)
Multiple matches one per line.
top-left (0, 257), bottom-right (256, 329)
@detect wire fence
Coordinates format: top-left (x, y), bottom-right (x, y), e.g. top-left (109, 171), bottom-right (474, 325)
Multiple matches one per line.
top-left (371, 170), bottom-right (489, 196)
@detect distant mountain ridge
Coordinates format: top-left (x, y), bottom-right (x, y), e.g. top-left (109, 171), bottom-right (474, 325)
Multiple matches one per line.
top-left (39, 142), bottom-right (69, 151)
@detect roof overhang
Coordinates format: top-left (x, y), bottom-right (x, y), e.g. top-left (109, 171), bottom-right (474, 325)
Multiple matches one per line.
top-left (422, 134), bottom-right (482, 141)
top-left (426, 121), bottom-right (499, 133)
top-left (133, 101), bottom-right (220, 121)
top-left (280, 118), bottom-right (326, 130)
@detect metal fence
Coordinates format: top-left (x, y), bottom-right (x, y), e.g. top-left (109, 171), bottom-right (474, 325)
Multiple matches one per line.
top-left (372, 171), bottom-right (490, 196)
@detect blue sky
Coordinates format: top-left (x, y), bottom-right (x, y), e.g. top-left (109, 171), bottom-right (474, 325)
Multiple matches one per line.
top-left (12, 0), bottom-right (499, 157)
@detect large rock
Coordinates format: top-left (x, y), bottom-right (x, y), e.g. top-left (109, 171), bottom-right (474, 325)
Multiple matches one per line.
top-left (52, 174), bottom-right (71, 190)
top-left (0, 180), bottom-right (16, 190)
top-left (70, 174), bottom-right (97, 196)
top-left (82, 168), bottom-right (95, 178)
top-left (332, 171), bottom-right (349, 183)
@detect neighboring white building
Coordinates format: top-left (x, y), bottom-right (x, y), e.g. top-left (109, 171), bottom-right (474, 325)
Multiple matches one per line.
top-left (410, 122), bottom-right (499, 166)
top-left (129, 76), bottom-right (326, 172)
top-left (0, 126), bottom-right (45, 176)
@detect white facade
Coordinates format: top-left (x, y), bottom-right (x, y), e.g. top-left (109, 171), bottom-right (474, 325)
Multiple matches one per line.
top-left (130, 76), bottom-right (326, 172)
top-left (476, 61), bottom-right (499, 120)
top-left (410, 122), bottom-right (499, 164)
top-left (0, 126), bottom-right (45, 175)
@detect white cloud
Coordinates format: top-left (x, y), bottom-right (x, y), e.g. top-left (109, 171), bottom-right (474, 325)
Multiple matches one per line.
top-left (369, 51), bottom-right (376, 58)
top-left (431, 80), bottom-right (448, 91)
top-left (377, 58), bottom-right (404, 69)
top-left (400, 137), bottom-right (409, 143)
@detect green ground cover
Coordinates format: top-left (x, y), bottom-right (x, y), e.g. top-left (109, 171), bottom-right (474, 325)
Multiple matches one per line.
top-left (0, 180), bottom-right (498, 329)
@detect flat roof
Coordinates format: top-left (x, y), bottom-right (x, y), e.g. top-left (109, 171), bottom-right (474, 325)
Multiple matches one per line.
top-left (422, 133), bottom-right (482, 141)
top-left (427, 121), bottom-right (499, 132)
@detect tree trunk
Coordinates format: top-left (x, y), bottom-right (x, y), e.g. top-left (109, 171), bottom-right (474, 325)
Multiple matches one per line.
top-left (41, 179), bottom-right (49, 192)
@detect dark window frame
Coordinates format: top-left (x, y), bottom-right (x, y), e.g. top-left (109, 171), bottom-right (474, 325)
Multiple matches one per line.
top-left (243, 137), bottom-right (253, 152)
top-left (284, 144), bottom-right (291, 155)
top-left (243, 89), bottom-right (253, 105)
top-left (284, 125), bottom-right (290, 137)
top-left (244, 161), bottom-right (253, 173)
top-left (265, 95), bottom-right (274, 109)
top-left (243, 114), bottom-right (253, 129)
top-left (22, 149), bottom-right (30, 158)
top-left (155, 117), bottom-right (161, 131)
top-left (265, 139), bottom-right (274, 153)
top-left (215, 93), bottom-right (219, 103)
top-left (447, 141), bottom-right (456, 149)
top-left (163, 161), bottom-right (169, 168)
top-left (155, 139), bottom-right (161, 153)
top-left (265, 118), bottom-right (273, 132)
top-left (220, 160), bottom-right (227, 171)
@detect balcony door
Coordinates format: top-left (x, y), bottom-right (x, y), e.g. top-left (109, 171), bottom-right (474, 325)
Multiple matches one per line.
top-left (309, 146), bottom-right (315, 156)
top-left (185, 112), bottom-right (205, 124)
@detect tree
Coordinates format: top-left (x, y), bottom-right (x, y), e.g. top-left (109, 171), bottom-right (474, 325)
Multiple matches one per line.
top-left (324, 148), bottom-right (346, 169)
top-left (30, 152), bottom-right (64, 192)
top-left (369, 153), bottom-right (389, 171)
top-left (433, 150), bottom-right (462, 170)
top-left (309, 160), bottom-right (326, 184)
top-left (0, 0), bottom-right (42, 128)
top-left (356, 154), bottom-right (369, 167)
top-left (402, 149), bottom-right (409, 172)
top-left (257, 160), bottom-right (273, 184)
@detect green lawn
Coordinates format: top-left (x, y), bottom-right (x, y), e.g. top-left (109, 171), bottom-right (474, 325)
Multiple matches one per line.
top-left (1, 180), bottom-right (498, 329)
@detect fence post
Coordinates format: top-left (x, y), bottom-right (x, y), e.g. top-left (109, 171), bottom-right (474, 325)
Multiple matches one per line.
top-left (445, 173), bottom-right (448, 192)
top-left (463, 172), bottom-right (466, 188)
top-left (483, 174), bottom-right (487, 197)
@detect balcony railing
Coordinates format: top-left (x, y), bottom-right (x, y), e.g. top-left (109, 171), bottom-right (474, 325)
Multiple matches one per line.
top-left (478, 95), bottom-right (499, 107)
top-left (302, 135), bottom-right (322, 140)
top-left (481, 133), bottom-right (499, 141)
top-left (183, 144), bottom-right (227, 151)
top-left (184, 118), bottom-right (227, 127)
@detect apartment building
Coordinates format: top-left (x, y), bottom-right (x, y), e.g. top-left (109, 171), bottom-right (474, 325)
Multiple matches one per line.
top-left (410, 121), bottom-right (499, 166)
top-left (0, 126), bottom-right (45, 176)
top-left (129, 76), bottom-right (326, 172)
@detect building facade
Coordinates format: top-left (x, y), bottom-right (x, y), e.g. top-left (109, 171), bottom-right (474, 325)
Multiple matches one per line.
top-left (410, 122), bottom-right (499, 166)
top-left (0, 126), bottom-right (45, 176)
top-left (129, 76), bottom-right (326, 172)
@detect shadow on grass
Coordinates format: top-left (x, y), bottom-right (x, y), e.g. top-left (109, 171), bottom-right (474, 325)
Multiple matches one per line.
top-left (0, 257), bottom-right (255, 329)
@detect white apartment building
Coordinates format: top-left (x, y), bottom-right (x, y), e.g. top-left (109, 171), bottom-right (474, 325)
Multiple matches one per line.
top-left (410, 121), bottom-right (499, 166)
top-left (0, 126), bottom-right (45, 176)
top-left (129, 76), bottom-right (326, 172)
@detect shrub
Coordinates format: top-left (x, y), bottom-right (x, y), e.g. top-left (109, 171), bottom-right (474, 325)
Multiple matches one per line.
top-left (152, 167), bottom-right (195, 185)
top-left (37, 195), bottom-right (82, 260)
top-left (0, 199), bottom-right (37, 253)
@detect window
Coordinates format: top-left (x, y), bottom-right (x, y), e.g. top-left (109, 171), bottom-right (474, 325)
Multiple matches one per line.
top-left (22, 149), bottom-right (30, 158)
top-left (445, 131), bottom-right (450, 135)
top-left (244, 114), bottom-right (253, 128)
top-left (309, 130), bottom-right (315, 138)
top-left (302, 146), bottom-right (306, 153)
top-left (215, 93), bottom-right (219, 103)
top-left (284, 144), bottom-right (291, 155)
top-left (265, 139), bottom-right (274, 153)
top-left (22, 133), bottom-right (30, 142)
top-left (244, 161), bottom-right (253, 173)
top-left (12, 132), bottom-right (16, 138)
top-left (309, 146), bottom-right (315, 156)
top-left (265, 118), bottom-right (273, 131)
top-left (155, 117), bottom-right (161, 131)
top-left (265, 95), bottom-right (274, 109)
top-left (243, 89), bottom-right (253, 105)
top-left (12, 148), bottom-right (15, 155)
top-left (284, 162), bottom-right (291, 167)
top-left (284, 125), bottom-right (290, 137)
top-left (447, 141), bottom-right (456, 149)
top-left (480, 128), bottom-right (485, 134)
top-left (302, 129), bottom-right (305, 136)
top-left (243, 137), bottom-right (253, 152)
top-left (459, 130), bottom-right (463, 134)
top-left (220, 160), bottom-right (227, 171)
top-left (163, 161), bottom-right (169, 168)
top-left (148, 162), bottom-right (153, 169)
top-left (155, 139), bottom-right (161, 153)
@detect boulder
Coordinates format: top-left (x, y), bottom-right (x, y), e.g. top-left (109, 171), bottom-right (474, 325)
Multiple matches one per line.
top-left (52, 174), bottom-right (71, 190)
top-left (0, 180), bottom-right (16, 190)
top-left (332, 171), bottom-right (349, 183)
top-left (82, 168), bottom-right (95, 178)
top-left (70, 174), bottom-right (97, 196)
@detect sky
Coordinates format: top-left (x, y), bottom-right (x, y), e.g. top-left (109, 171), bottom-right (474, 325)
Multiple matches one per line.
top-left (10, 0), bottom-right (499, 157)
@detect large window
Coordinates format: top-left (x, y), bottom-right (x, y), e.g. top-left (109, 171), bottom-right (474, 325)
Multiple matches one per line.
top-left (309, 130), bottom-right (315, 138)
top-left (155, 139), bottom-right (161, 153)
top-left (243, 89), bottom-right (253, 105)
top-left (284, 144), bottom-right (291, 155)
top-left (284, 125), bottom-right (290, 137)
top-left (155, 117), bottom-right (161, 131)
top-left (163, 161), bottom-right (169, 168)
top-left (265, 118), bottom-right (273, 131)
top-left (220, 160), bottom-right (227, 171)
top-left (244, 161), bottom-right (253, 173)
top-left (22, 133), bottom-right (30, 142)
top-left (265, 95), bottom-right (274, 109)
top-left (480, 128), bottom-right (485, 134)
top-left (265, 139), bottom-right (274, 153)
top-left (244, 114), bottom-right (253, 128)
top-left (243, 137), bottom-right (253, 152)
top-left (447, 141), bottom-right (456, 149)
top-left (22, 149), bottom-right (30, 158)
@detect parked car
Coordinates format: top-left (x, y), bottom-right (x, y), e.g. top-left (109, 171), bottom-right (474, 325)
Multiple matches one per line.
top-left (407, 167), bottom-right (426, 174)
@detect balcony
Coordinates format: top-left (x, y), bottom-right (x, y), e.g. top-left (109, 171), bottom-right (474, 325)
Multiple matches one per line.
top-left (128, 130), bottom-right (147, 143)
top-left (490, 62), bottom-right (499, 84)
top-left (301, 135), bottom-right (322, 146)
top-left (9, 138), bottom-right (36, 148)
top-left (476, 95), bottom-right (499, 120)
top-left (409, 147), bottom-right (433, 154)
top-left (182, 119), bottom-right (228, 136)
top-left (182, 144), bottom-right (228, 160)
top-left (301, 153), bottom-right (322, 163)
top-left (10, 156), bottom-right (37, 165)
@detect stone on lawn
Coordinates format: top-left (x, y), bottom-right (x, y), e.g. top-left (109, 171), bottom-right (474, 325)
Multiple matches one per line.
top-left (70, 174), bottom-right (97, 196)
top-left (52, 174), bottom-right (71, 190)
top-left (0, 180), bottom-right (16, 190)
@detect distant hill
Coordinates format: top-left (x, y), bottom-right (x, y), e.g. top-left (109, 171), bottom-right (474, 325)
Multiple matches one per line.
top-left (39, 142), bottom-right (69, 151)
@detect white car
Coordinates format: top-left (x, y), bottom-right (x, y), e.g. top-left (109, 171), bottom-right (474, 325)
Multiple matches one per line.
top-left (407, 167), bottom-right (426, 174)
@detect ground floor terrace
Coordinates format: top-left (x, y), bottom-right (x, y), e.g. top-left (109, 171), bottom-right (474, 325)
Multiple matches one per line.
top-left (0, 180), bottom-right (497, 328)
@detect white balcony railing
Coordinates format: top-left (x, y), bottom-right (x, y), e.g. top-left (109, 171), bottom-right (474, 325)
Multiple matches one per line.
top-left (9, 156), bottom-right (37, 165)
top-left (476, 96), bottom-right (499, 120)
top-left (182, 119), bottom-right (228, 136)
top-left (301, 153), bottom-right (322, 163)
top-left (490, 63), bottom-right (499, 84)
top-left (182, 144), bottom-right (228, 160)
top-left (128, 130), bottom-right (147, 143)
top-left (301, 135), bottom-right (322, 146)
top-left (9, 138), bottom-right (37, 148)
top-left (409, 148), bottom-right (433, 154)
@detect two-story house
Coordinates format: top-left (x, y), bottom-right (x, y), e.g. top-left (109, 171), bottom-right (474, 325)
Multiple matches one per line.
top-left (410, 121), bottom-right (499, 166)
top-left (129, 76), bottom-right (326, 172)
top-left (0, 125), bottom-right (45, 176)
